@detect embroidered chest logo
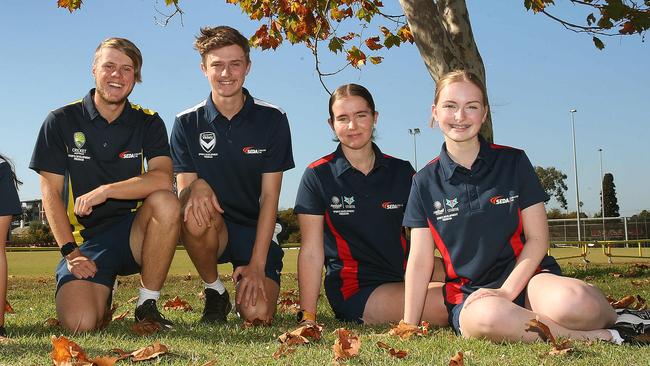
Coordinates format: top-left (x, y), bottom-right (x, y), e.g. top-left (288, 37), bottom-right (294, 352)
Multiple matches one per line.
top-left (433, 198), bottom-right (460, 222)
top-left (330, 196), bottom-right (356, 216)
top-left (199, 132), bottom-right (218, 158)
top-left (242, 146), bottom-right (267, 155)
top-left (489, 195), bottom-right (519, 205)
top-left (68, 132), bottom-right (91, 162)
top-left (381, 201), bottom-right (403, 210)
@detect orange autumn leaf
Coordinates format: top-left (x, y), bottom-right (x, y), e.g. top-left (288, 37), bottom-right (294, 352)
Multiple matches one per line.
top-left (332, 328), bottom-right (360, 361)
top-left (57, 0), bottom-right (83, 12)
top-left (376, 341), bottom-right (408, 359)
top-left (90, 356), bottom-right (119, 366)
top-left (4, 300), bottom-right (14, 314)
top-left (44, 318), bottom-right (61, 327)
top-left (51, 335), bottom-right (92, 366)
top-left (130, 341), bottom-right (168, 362)
top-left (112, 310), bottom-right (130, 321)
top-left (525, 318), bottom-right (574, 355)
top-left (131, 320), bottom-right (162, 336)
top-left (365, 36), bottom-right (383, 50)
top-left (449, 351), bottom-right (464, 366)
top-left (242, 318), bottom-right (272, 328)
top-left (611, 295), bottom-right (636, 309)
top-left (388, 320), bottom-right (426, 340)
top-left (109, 348), bottom-right (132, 361)
top-left (163, 296), bottom-right (193, 311)
top-left (279, 322), bottom-right (323, 343)
top-left (397, 25), bottom-right (415, 43)
top-left (273, 343), bottom-right (298, 359)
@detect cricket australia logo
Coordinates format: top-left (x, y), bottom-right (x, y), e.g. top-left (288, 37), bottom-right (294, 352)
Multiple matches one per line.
top-left (330, 195), bottom-right (356, 216)
top-left (73, 132), bottom-right (85, 148)
top-left (198, 132), bottom-right (218, 158)
top-left (68, 132), bottom-right (91, 162)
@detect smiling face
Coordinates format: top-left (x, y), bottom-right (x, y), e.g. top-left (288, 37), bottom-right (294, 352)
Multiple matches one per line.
top-left (92, 47), bottom-right (136, 107)
top-left (432, 80), bottom-right (488, 145)
top-left (329, 95), bottom-right (377, 151)
top-left (201, 44), bottom-right (250, 100)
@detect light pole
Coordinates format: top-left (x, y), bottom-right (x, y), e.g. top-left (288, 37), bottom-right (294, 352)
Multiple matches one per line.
top-left (599, 148), bottom-right (605, 240)
top-left (569, 109), bottom-right (582, 241)
top-left (408, 128), bottom-right (421, 171)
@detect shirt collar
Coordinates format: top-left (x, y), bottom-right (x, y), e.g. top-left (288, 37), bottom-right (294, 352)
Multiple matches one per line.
top-left (204, 87), bottom-right (254, 124)
top-left (83, 89), bottom-right (132, 126)
top-left (438, 135), bottom-right (495, 181)
top-left (332, 142), bottom-right (388, 178)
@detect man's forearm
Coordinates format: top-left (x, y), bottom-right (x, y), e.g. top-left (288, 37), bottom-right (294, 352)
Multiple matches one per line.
top-left (102, 169), bottom-right (172, 201)
top-left (250, 194), bottom-right (279, 266)
top-left (42, 186), bottom-right (75, 246)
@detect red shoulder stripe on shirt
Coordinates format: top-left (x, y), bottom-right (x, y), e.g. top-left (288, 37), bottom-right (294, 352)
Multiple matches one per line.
top-left (308, 153), bottom-right (335, 168)
top-left (509, 208), bottom-right (524, 257)
top-left (490, 143), bottom-right (521, 151)
top-left (325, 211), bottom-right (359, 300)
top-left (426, 156), bottom-right (440, 166)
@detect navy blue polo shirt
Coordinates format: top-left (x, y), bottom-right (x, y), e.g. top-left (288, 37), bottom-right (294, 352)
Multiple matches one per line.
top-left (0, 159), bottom-right (21, 216)
top-left (403, 136), bottom-right (558, 307)
top-left (171, 88), bottom-right (294, 227)
top-left (29, 89), bottom-right (170, 243)
top-left (295, 143), bottom-right (415, 300)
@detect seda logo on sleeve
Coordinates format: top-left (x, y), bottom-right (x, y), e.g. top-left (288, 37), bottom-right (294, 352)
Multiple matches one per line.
top-left (68, 132), bottom-right (91, 162)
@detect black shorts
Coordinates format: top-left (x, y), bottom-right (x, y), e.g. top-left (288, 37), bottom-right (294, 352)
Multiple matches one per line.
top-left (324, 280), bottom-right (386, 324)
top-left (55, 212), bottom-right (140, 294)
top-left (218, 219), bottom-right (284, 285)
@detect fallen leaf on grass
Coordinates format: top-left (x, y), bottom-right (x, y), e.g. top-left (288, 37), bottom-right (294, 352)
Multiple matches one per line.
top-left (273, 344), bottom-right (297, 359)
top-left (278, 322), bottom-right (323, 343)
top-left (608, 294), bottom-right (646, 309)
top-left (630, 279), bottom-right (650, 287)
top-left (112, 341), bottom-right (169, 362)
top-left (376, 341), bottom-right (407, 358)
top-left (44, 318), bottom-right (61, 327)
top-left (525, 319), bottom-right (574, 355)
top-left (131, 320), bottom-right (162, 335)
top-left (90, 356), bottom-right (119, 366)
top-left (51, 335), bottom-right (92, 366)
top-left (449, 351), bottom-right (464, 366)
top-left (127, 296), bottom-right (139, 303)
top-left (611, 272), bottom-right (623, 278)
top-left (611, 295), bottom-right (636, 308)
top-left (4, 300), bottom-right (14, 313)
top-left (112, 310), bottom-right (130, 321)
top-left (183, 272), bottom-right (192, 281)
top-left (332, 328), bottom-right (360, 361)
top-left (277, 298), bottom-right (300, 313)
top-left (388, 320), bottom-right (428, 340)
top-left (632, 295), bottom-right (647, 310)
top-left (242, 318), bottom-right (272, 328)
top-left (163, 296), bottom-right (193, 311)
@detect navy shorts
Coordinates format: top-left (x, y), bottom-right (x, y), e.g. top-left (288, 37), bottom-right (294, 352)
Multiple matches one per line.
top-left (218, 219), bottom-right (284, 285)
top-left (324, 281), bottom-right (384, 323)
top-left (56, 212), bottom-right (140, 294)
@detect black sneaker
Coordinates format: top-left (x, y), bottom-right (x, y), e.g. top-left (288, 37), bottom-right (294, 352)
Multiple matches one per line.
top-left (200, 288), bottom-right (232, 323)
top-left (612, 309), bottom-right (650, 344)
top-left (134, 299), bottom-right (173, 329)
top-left (0, 325), bottom-right (6, 337)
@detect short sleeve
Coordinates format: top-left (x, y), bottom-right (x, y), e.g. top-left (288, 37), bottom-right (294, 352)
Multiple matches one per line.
top-left (294, 168), bottom-right (325, 215)
top-left (29, 112), bottom-right (68, 175)
top-left (517, 151), bottom-right (549, 210)
top-left (170, 116), bottom-right (196, 173)
top-left (262, 112), bottom-right (294, 173)
top-left (0, 162), bottom-right (21, 216)
top-left (402, 178), bottom-right (429, 228)
top-left (143, 114), bottom-right (171, 161)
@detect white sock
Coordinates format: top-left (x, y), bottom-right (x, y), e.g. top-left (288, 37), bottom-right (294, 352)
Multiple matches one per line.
top-left (137, 287), bottom-right (160, 306)
top-left (608, 329), bottom-right (624, 345)
top-left (205, 278), bottom-right (226, 294)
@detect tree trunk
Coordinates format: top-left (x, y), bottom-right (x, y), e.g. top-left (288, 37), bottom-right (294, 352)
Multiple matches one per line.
top-left (399, 0), bottom-right (493, 142)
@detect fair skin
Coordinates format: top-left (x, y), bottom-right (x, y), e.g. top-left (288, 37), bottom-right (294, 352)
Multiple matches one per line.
top-left (177, 43), bottom-right (280, 322)
top-left (298, 95), bottom-right (448, 326)
top-left (404, 79), bottom-right (617, 342)
top-left (0, 216), bottom-right (10, 329)
top-left (39, 46), bottom-right (180, 333)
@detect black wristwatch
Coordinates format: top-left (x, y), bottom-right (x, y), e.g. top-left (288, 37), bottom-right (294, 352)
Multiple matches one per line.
top-left (60, 242), bottom-right (78, 257)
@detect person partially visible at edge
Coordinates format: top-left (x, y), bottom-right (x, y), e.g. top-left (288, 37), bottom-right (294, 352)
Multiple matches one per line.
top-left (293, 84), bottom-right (448, 326)
top-left (402, 69), bottom-right (649, 345)
top-left (170, 26), bottom-right (294, 324)
top-left (29, 38), bottom-right (179, 332)
top-left (0, 154), bottom-right (21, 337)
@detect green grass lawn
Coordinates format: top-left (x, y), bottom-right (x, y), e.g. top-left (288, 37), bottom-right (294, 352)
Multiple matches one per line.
top-left (1, 249), bottom-right (649, 365)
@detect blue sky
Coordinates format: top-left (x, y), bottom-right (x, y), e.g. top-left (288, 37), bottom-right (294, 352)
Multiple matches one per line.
top-left (1, 1), bottom-right (648, 216)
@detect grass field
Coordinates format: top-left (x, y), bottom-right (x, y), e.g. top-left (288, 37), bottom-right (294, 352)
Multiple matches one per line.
top-left (1, 249), bottom-right (649, 365)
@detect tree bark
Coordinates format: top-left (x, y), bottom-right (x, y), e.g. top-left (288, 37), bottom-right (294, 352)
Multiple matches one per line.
top-left (399, 0), bottom-right (493, 142)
